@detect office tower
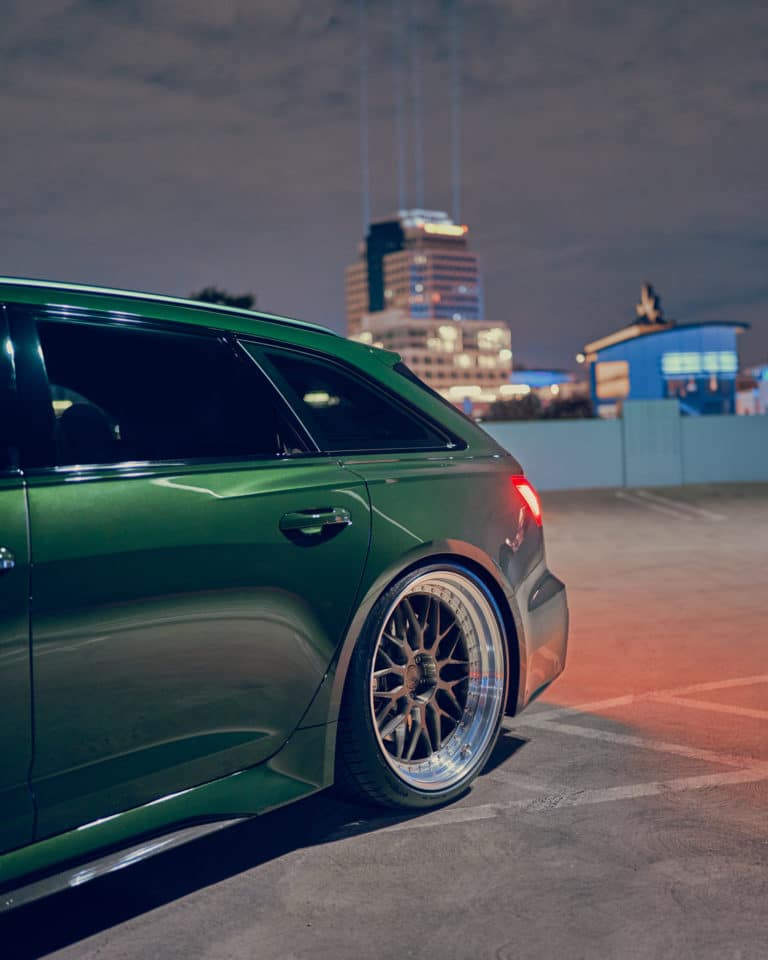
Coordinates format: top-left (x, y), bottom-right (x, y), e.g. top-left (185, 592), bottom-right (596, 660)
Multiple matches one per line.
top-left (345, 210), bottom-right (511, 405)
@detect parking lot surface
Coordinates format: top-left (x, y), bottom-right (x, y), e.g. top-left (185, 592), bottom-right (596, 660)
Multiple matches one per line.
top-left (4, 483), bottom-right (767, 960)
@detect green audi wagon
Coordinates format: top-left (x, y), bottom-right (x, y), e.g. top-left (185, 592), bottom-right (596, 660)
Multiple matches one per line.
top-left (0, 278), bottom-right (567, 909)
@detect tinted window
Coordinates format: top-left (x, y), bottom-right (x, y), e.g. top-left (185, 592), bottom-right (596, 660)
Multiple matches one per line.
top-left (249, 344), bottom-right (452, 453)
top-left (38, 321), bottom-right (302, 466)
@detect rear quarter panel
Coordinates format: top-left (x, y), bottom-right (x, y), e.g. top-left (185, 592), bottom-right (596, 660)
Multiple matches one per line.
top-left (302, 450), bottom-right (553, 727)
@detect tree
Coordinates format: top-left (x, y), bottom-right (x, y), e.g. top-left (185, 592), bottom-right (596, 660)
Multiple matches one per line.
top-left (484, 392), bottom-right (594, 421)
top-left (484, 393), bottom-right (543, 421)
top-left (190, 287), bottom-right (256, 310)
top-left (544, 396), bottom-right (594, 419)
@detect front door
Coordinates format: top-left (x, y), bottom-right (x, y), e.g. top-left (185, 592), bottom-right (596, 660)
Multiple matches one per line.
top-left (0, 305), bottom-right (34, 854)
top-left (0, 484), bottom-right (33, 855)
top-left (12, 307), bottom-right (370, 840)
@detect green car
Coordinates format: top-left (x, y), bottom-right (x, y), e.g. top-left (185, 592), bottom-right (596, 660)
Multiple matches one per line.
top-left (0, 278), bottom-right (567, 910)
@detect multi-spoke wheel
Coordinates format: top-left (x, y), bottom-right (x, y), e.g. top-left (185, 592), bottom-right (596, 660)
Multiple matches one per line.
top-left (337, 564), bottom-right (508, 809)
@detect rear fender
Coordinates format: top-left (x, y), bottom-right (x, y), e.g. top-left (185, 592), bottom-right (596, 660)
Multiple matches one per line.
top-left (298, 538), bottom-right (527, 731)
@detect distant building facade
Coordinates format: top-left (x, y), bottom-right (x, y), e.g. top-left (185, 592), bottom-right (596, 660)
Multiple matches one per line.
top-left (736, 364), bottom-right (768, 415)
top-left (583, 284), bottom-right (748, 417)
top-left (346, 210), bottom-right (510, 404)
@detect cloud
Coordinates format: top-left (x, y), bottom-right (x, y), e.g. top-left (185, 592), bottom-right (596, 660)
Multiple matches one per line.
top-left (0, 0), bottom-right (766, 363)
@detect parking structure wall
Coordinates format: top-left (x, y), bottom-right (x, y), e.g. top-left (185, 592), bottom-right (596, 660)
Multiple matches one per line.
top-left (484, 400), bottom-right (768, 491)
top-left (483, 419), bottom-right (624, 491)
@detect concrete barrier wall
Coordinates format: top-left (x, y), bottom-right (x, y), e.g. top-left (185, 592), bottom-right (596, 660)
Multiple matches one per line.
top-left (484, 400), bottom-right (768, 490)
top-left (622, 400), bottom-right (684, 487)
top-left (483, 419), bottom-right (624, 491)
top-left (681, 415), bottom-right (768, 484)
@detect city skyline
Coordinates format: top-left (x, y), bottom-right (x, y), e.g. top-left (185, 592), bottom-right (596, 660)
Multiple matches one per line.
top-left (1, 1), bottom-right (766, 369)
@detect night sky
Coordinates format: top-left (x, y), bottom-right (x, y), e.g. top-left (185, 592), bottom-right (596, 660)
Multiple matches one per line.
top-left (2, 0), bottom-right (766, 369)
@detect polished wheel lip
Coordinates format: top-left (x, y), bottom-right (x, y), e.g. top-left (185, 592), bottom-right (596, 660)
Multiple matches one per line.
top-left (369, 570), bottom-right (505, 792)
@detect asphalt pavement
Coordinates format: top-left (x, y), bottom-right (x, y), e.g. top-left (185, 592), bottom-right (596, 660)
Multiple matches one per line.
top-left (3, 483), bottom-right (767, 960)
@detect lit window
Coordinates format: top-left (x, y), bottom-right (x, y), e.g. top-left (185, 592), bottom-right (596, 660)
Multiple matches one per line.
top-left (596, 361), bottom-right (630, 399)
top-left (477, 327), bottom-right (510, 351)
top-left (661, 351), bottom-right (738, 377)
top-left (499, 384), bottom-right (530, 397)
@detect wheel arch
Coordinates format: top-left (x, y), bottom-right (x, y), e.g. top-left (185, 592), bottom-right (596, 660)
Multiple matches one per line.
top-left (300, 539), bottom-right (526, 742)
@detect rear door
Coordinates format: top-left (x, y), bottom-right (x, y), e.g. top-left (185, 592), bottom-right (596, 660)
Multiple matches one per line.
top-left (0, 304), bottom-right (34, 853)
top-left (10, 304), bottom-right (370, 840)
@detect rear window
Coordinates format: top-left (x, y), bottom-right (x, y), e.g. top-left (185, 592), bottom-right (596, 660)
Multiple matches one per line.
top-left (242, 343), bottom-right (456, 454)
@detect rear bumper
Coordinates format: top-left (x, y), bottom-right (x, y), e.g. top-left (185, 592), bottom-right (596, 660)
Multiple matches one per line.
top-left (512, 565), bottom-right (568, 714)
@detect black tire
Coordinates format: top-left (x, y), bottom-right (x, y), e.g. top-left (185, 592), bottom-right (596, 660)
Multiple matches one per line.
top-left (336, 562), bottom-right (509, 809)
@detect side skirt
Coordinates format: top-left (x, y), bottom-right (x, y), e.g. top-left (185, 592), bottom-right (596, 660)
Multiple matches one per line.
top-left (0, 723), bottom-right (334, 911)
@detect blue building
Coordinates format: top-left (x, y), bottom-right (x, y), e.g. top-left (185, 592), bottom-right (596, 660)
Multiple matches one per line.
top-left (584, 285), bottom-right (748, 417)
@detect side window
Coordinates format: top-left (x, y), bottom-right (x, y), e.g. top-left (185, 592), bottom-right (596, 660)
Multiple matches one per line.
top-left (246, 343), bottom-right (453, 454)
top-left (37, 320), bottom-right (303, 467)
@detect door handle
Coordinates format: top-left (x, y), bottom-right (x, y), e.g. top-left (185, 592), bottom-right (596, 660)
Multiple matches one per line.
top-left (279, 508), bottom-right (352, 539)
top-left (0, 547), bottom-right (15, 573)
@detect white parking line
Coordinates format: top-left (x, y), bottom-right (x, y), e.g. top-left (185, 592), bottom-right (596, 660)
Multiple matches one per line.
top-left (654, 694), bottom-right (768, 722)
top-left (634, 489), bottom-right (727, 521)
top-left (374, 763), bottom-right (768, 834)
top-left (613, 489), bottom-right (727, 521)
top-left (325, 676), bottom-right (768, 841)
top-left (511, 718), bottom-right (753, 768)
top-left (614, 490), bottom-right (690, 519)
top-left (660, 674), bottom-right (768, 696)
top-left (526, 673), bottom-right (768, 723)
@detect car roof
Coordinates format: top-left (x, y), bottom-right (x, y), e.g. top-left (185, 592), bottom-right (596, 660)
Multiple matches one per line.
top-left (0, 276), bottom-right (338, 340)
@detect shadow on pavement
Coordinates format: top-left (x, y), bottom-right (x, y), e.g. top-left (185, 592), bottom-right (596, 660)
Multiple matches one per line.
top-left (1, 732), bottom-right (529, 959)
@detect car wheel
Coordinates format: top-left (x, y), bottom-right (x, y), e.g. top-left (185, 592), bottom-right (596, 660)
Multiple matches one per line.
top-left (337, 563), bottom-right (509, 809)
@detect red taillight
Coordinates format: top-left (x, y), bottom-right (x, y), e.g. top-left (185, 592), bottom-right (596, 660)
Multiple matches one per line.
top-left (511, 476), bottom-right (543, 526)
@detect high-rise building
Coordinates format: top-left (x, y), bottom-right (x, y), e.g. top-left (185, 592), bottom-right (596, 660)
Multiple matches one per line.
top-left (346, 209), bottom-right (483, 334)
top-left (345, 210), bottom-right (511, 406)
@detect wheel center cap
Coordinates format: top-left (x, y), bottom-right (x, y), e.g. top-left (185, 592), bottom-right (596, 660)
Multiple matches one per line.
top-left (407, 654), bottom-right (438, 700)
top-left (405, 663), bottom-right (421, 692)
